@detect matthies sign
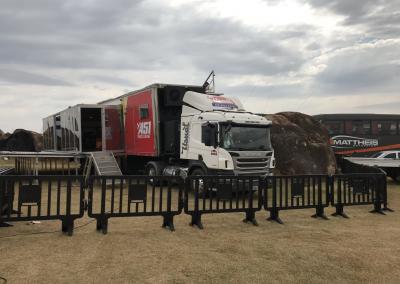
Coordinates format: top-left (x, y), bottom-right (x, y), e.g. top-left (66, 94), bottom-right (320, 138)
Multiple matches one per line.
top-left (330, 135), bottom-right (378, 149)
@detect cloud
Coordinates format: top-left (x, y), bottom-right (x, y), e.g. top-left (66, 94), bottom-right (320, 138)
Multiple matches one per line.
top-left (306, 0), bottom-right (400, 38)
top-left (311, 39), bottom-right (400, 95)
top-left (354, 100), bottom-right (400, 113)
top-left (0, 69), bottom-right (71, 86)
top-left (0, 0), bottom-right (398, 132)
top-left (0, 0), bottom-right (308, 75)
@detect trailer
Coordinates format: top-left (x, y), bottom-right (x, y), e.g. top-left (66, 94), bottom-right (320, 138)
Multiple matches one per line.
top-left (43, 104), bottom-right (123, 153)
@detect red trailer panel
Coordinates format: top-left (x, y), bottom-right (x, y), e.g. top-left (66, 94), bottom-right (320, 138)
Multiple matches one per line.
top-left (124, 89), bottom-right (157, 156)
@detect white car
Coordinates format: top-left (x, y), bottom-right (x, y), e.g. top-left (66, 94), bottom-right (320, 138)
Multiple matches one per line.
top-left (347, 150), bottom-right (400, 181)
top-left (370, 151), bottom-right (400, 159)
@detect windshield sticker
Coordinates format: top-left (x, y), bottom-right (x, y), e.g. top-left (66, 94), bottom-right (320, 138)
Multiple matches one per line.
top-left (330, 135), bottom-right (378, 149)
top-left (207, 95), bottom-right (238, 110)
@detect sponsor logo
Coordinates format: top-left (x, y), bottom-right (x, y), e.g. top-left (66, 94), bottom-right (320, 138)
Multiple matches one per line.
top-left (330, 135), bottom-right (378, 149)
top-left (181, 122), bottom-right (190, 154)
top-left (137, 121), bottom-right (151, 138)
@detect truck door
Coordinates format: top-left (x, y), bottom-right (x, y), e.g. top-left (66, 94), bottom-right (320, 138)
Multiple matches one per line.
top-left (180, 120), bottom-right (219, 171)
top-left (200, 122), bottom-right (219, 170)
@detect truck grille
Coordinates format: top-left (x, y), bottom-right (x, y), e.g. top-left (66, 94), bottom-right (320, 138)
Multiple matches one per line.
top-left (232, 155), bottom-right (270, 176)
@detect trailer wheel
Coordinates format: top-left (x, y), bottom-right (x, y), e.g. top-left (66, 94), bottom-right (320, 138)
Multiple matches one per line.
top-left (190, 168), bottom-right (209, 197)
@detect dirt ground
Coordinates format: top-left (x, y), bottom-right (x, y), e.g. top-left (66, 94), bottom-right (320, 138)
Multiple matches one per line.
top-left (0, 180), bottom-right (399, 284)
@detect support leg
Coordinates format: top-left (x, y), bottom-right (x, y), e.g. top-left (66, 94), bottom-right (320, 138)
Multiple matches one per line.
top-left (0, 222), bottom-right (13, 227)
top-left (96, 219), bottom-right (102, 231)
top-left (243, 210), bottom-right (258, 226)
top-left (267, 209), bottom-right (283, 224)
top-left (382, 204), bottom-right (394, 212)
top-left (162, 214), bottom-right (175, 231)
top-left (101, 218), bottom-right (108, 234)
top-left (312, 206), bottom-right (329, 220)
top-left (370, 202), bottom-right (385, 215)
top-left (190, 213), bottom-right (203, 229)
top-left (331, 205), bottom-right (349, 218)
top-left (61, 219), bottom-right (68, 232)
top-left (67, 220), bottom-right (74, 236)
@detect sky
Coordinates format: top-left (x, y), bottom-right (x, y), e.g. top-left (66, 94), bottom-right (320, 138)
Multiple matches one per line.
top-left (0, 0), bottom-right (399, 133)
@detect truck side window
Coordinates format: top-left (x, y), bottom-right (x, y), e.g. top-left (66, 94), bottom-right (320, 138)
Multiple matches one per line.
top-left (202, 123), bottom-right (216, 147)
top-left (139, 105), bottom-right (149, 120)
top-left (202, 124), bottom-right (212, 146)
top-left (384, 153), bottom-right (396, 159)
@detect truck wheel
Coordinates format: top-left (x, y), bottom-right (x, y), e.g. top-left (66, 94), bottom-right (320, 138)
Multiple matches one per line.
top-left (146, 162), bottom-right (163, 186)
top-left (190, 168), bottom-right (209, 197)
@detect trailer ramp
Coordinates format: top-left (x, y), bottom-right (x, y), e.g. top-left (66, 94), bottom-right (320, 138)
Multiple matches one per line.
top-left (85, 152), bottom-right (122, 177)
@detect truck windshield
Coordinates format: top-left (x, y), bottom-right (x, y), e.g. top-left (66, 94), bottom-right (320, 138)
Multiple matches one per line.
top-left (220, 125), bottom-right (272, 151)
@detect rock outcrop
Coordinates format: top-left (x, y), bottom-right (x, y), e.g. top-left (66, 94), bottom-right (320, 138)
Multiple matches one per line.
top-left (0, 129), bottom-right (43, 152)
top-left (265, 112), bottom-right (337, 175)
top-left (0, 129), bottom-right (10, 141)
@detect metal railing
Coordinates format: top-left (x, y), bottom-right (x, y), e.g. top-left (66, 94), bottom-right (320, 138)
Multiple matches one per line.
top-left (264, 175), bottom-right (330, 224)
top-left (0, 173), bottom-right (392, 236)
top-left (185, 176), bottom-right (263, 229)
top-left (88, 176), bottom-right (183, 233)
top-left (0, 175), bottom-right (84, 235)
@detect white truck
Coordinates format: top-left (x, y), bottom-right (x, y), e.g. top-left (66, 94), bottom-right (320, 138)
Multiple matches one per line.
top-left (178, 91), bottom-right (275, 178)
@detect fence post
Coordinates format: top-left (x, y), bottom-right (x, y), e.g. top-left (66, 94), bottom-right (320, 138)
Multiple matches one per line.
top-left (243, 178), bottom-right (258, 226)
top-left (188, 178), bottom-right (203, 229)
top-left (331, 176), bottom-right (349, 218)
top-left (266, 177), bottom-right (283, 224)
top-left (0, 178), bottom-right (14, 227)
top-left (162, 180), bottom-right (175, 231)
top-left (381, 174), bottom-right (394, 212)
top-left (61, 218), bottom-right (74, 236)
top-left (311, 176), bottom-right (328, 220)
top-left (370, 175), bottom-right (385, 215)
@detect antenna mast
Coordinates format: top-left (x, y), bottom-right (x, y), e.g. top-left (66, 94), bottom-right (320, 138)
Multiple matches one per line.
top-left (202, 70), bottom-right (215, 94)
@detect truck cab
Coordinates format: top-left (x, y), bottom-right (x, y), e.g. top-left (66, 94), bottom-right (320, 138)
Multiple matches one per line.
top-left (180, 92), bottom-right (274, 177)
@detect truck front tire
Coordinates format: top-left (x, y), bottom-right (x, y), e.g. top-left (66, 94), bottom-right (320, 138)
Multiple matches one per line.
top-left (190, 168), bottom-right (209, 197)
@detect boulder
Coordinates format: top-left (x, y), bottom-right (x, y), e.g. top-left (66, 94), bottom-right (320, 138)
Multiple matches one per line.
top-left (265, 112), bottom-right (337, 175)
top-left (0, 129), bottom-right (43, 152)
top-left (0, 129), bottom-right (10, 140)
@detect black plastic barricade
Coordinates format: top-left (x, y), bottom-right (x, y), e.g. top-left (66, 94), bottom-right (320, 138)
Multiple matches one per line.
top-left (184, 176), bottom-right (263, 229)
top-left (331, 173), bottom-right (386, 218)
top-left (0, 175), bottom-right (84, 235)
top-left (88, 176), bottom-right (183, 233)
top-left (264, 175), bottom-right (330, 224)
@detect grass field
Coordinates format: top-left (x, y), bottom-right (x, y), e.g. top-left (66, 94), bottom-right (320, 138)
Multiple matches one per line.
top-left (0, 180), bottom-right (399, 283)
